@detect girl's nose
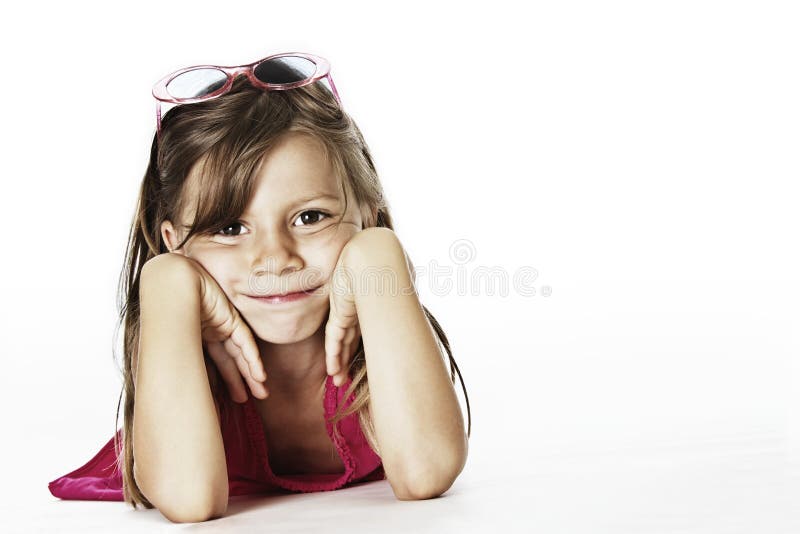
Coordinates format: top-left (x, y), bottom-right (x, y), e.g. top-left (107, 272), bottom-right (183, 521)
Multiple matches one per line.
top-left (247, 233), bottom-right (303, 279)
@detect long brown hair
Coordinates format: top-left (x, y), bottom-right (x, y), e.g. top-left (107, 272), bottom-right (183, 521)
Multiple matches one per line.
top-left (112, 75), bottom-right (471, 509)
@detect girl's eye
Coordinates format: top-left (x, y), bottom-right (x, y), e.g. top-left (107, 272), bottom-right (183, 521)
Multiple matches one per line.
top-left (212, 211), bottom-right (329, 238)
top-left (216, 222), bottom-right (247, 237)
top-left (293, 210), bottom-right (329, 227)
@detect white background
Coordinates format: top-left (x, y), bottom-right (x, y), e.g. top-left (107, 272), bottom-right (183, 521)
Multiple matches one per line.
top-left (0, 0), bottom-right (798, 532)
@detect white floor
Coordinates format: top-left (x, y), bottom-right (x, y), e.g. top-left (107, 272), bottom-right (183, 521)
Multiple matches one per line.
top-left (9, 420), bottom-right (800, 533)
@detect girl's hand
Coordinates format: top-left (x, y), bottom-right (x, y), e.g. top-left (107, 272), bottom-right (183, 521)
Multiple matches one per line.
top-left (145, 253), bottom-right (269, 403)
top-left (324, 242), bottom-right (360, 387)
top-left (323, 228), bottom-right (417, 387)
top-left (191, 255), bottom-right (269, 403)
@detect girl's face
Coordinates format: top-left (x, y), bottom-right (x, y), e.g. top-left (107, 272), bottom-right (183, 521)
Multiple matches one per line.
top-left (161, 132), bottom-right (369, 344)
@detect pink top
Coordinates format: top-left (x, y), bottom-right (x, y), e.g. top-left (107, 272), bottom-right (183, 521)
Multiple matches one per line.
top-left (48, 375), bottom-right (385, 500)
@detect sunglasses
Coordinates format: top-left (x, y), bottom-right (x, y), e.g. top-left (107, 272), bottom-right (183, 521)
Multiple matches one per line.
top-left (151, 51), bottom-right (341, 138)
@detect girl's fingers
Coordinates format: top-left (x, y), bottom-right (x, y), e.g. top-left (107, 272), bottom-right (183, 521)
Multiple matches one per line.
top-left (229, 316), bottom-right (266, 382)
top-left (206, 340), bottom-right (249, 403)
top-left (223, 337), bottom-right (269, 399)
top-left (325, 280), bottom-right (361, 384)
top-left (333, 327), bottom-right (355, 386)
top-left (325, 290), bottom-right (342, 375)
top-left (332, 335), bottom-right (345, 386)
top-left (324, 318), bottom-right (346, 376)
top-left (342, 324), bottom-right (358, 349)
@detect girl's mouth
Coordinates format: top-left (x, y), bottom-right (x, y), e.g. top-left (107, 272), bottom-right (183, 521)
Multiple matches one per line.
top-left (246, 285), bottom-right (322, 304)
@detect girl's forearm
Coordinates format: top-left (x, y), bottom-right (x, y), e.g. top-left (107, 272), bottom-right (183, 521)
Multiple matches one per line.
top-left (133, 256), bottom-right (228, 522)
top-left (346, 229), bottom-right (468, 499)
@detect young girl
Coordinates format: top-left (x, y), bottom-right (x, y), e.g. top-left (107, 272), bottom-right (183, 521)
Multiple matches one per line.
top-left (48, 51), bottom-right (471, 522)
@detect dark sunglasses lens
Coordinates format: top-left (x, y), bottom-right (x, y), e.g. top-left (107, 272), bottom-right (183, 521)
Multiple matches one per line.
top-left (253, 56), bottom-right (317, 84)
top-left (166, 68), bottom-right (228, 99)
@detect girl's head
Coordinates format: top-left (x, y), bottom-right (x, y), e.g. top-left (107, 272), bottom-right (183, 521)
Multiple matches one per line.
top-left (146, 73), bottom-right (396, 343)
top-left (155, 76), bottom-right (386, 343)
top-left (115, 63), bottom-right (468, 510)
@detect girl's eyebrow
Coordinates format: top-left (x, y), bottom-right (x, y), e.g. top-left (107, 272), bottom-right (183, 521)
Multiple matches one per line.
top-left (290, 193), bottom-right (341, 206)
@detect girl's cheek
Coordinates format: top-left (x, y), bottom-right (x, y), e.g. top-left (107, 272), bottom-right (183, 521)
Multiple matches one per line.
top-left (189, 251), bottom-right (233, 279)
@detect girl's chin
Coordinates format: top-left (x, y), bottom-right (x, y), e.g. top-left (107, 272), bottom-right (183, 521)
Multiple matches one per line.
top-left (247, 318), bottom-right (325, 345)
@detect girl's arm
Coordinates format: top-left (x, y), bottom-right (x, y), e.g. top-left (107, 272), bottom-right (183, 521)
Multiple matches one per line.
top-left (342, 228), bottom-right (468, 500)
top-left (133, 254), bottom-right (228, 523)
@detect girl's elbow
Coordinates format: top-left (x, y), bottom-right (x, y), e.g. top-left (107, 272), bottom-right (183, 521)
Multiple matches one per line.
top-left (392, 450), bottom-right (468, 501)
top-left (392, 469), bottom-right (458, 501)
top-left (147, 482), bottom-right (228, 524)
top-left (160, 500), bottom-right (227, 524)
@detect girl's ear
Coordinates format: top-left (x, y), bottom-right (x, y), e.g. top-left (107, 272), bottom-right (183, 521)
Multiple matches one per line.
top-left (160, 220), bottom-right (185, 255)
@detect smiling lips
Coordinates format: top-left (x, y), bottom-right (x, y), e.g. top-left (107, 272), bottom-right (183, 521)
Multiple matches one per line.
top-left (247, 285), bottom-right (322, 304)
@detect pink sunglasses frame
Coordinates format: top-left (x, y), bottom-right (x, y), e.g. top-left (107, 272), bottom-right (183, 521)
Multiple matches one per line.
top-left (151, 51), bottom-right (342, 138)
